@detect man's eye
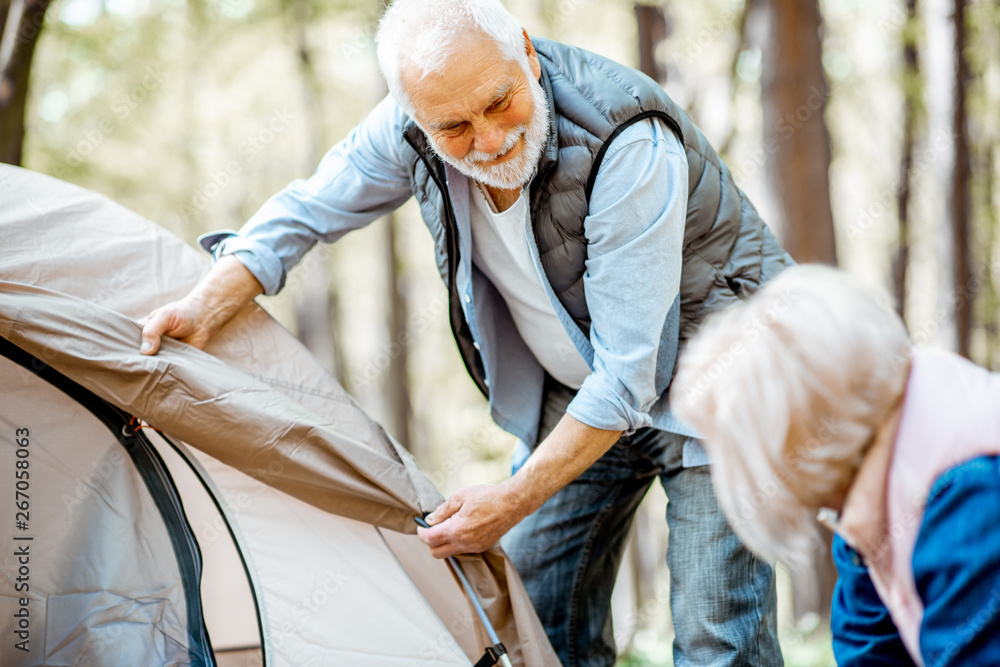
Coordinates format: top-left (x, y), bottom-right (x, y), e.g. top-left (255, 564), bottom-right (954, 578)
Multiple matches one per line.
top-left (488, 95), bottom-right (511, 112)
top-left (442, 122), bottom-right (463, 132)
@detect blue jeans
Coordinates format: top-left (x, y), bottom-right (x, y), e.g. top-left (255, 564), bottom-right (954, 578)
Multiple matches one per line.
top-left (832, 455), bottom-right (1000, 667)
top-left (502, 379), bottom-right (781, 667)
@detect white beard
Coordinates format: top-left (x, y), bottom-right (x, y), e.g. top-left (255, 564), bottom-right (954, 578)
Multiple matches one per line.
top-left (425, 73), bottom-right (549, 191)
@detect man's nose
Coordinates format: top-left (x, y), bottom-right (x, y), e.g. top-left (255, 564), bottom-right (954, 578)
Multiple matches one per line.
top-left (472, 121), bottom-right (505, 156)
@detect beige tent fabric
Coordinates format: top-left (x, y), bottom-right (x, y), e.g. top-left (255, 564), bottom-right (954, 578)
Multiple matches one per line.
top-left (0, 164), bottom-right (559, 666)
top-left (0, 354), bottom-right (198, 667)
top-left (0, 280), bottom-right (440, 532)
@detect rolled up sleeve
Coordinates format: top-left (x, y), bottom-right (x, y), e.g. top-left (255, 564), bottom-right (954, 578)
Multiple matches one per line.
top-left (565, 119), bottom-right (687, 434)
top-left (198, 94), bottom-right (415, 295)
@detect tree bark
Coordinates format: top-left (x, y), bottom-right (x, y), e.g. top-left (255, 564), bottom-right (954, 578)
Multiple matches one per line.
top-left (717, 0), bottom-right (759, 157)
top-left (761, 0), bottom-right (837, 265)
top-left (286, 0), bottom-right (348, 387)
top-left (894, 0), bottom-right (920, 319)
top-left (372, 0), bottom-right (413, 453)
top-left (0, 0), bottom-right (53, 165)
top-left (381, 212), bottom-right (413, 453)
top-left (634, 4), bottom-right (667, 84)
top-left (950, 0), bottom-right (972, 357)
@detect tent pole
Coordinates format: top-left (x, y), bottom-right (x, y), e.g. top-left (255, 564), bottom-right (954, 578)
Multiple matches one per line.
top-left (414, 516), bottom-right (513, 667)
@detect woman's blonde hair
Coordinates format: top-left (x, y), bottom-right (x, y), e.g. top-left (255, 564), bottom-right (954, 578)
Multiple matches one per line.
top-left (671, 265), bottom-right (912, 569)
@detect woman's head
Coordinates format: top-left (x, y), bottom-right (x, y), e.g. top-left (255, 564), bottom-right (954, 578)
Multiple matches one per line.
top-left (672, 265), bottom-right (912, 568)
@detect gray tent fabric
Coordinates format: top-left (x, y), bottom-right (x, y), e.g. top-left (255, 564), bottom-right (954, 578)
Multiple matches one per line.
top-left (0, 164), bottom-right (559, 666)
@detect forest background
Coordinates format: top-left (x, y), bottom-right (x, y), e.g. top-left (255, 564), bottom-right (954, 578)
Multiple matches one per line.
top-left (2, 0), bottom-right (996, 664)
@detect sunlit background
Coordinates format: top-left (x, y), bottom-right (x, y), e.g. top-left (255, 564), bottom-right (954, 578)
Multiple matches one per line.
top-left (8, 0), bottom-right (1000, 663)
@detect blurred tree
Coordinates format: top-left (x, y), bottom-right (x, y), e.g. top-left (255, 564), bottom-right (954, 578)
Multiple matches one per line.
top-left (381, 212), bottom-right (414, 453)
top-left (761, 0), bottom-right (837, 265)
top-left (372, 1), bottom-right (413, 453)
top-left (717, 0), bottom-right (758, 158)
top-left (760, 0), bottom-right (838, 620)
top-left (895, 0), bottom-right (921, 319)
top-left (0, 0), bottom-right (52, 164)
top-left (634, 3), bottom-right (667, 84)
top-left (284, 0), bottom-right (349, 388)
top-left (950, 0), bottom-right (971, 357)
top-left (967, 0), bottom-right (1000, 369)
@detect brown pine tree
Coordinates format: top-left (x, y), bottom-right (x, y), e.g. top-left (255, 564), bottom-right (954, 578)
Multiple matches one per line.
top-left (0, 0), bottom-right (53, 165)
top-left (761, 0), bottom-right (837, 265)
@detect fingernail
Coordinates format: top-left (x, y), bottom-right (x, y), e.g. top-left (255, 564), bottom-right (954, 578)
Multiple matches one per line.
top-left (141, 342), bottom-right (152, 353)
top-left (425, 513), bottom-right (435, 524)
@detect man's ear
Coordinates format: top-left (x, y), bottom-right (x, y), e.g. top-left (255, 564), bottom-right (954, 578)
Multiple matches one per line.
top-left (523, 29), bottom-right (542, 80)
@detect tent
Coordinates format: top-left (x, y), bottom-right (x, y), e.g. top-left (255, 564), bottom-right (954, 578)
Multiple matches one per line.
top-left (0, 164), bottom-right (559, 666)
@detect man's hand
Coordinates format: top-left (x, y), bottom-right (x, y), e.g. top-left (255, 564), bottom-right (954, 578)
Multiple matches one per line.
top-left (139, 298), bottom-right (214, 354)
top-left (417, 482), bottom-right (529, 558)
top-left (417, 415), bottom-right (624, 559)
top-left (138, 254), bottom-right (264, 355)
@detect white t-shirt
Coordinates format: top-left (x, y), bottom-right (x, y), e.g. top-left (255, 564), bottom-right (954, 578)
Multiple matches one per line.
top-left (468, 180), bottom-right (593, 389)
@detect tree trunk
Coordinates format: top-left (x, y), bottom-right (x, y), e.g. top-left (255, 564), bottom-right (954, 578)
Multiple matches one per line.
top-left (894, 0), bottom-right (920, 319)
top-left (0, 0), bottom-right (53, 165)
top-left (286, 0), bottom-right (348, 387)
top-left (634, 4), bottom-right (667, 84)
top-left (950, 0), bottom-right (972, 357)
top-left (381, 212), bottom-right (414, 453)
top-left (760, 0), bottom-right (837, 265)
top-left (717, 0), bottom-right (759, 158)
top-left (372, 1), bottom-right (413, 453)
top-left (761, 0), bottom-right (839, 619)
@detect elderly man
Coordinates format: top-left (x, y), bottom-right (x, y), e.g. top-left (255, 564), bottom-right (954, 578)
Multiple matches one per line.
top-left (141, 0), bottom-right (790, 664)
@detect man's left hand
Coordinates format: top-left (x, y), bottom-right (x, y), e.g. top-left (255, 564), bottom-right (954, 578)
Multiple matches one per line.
top-left (416, 483), bottom-right (528, 558)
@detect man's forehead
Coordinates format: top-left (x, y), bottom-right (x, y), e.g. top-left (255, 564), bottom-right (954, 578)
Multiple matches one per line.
top-left (405, 54), bottom-right (520, 123)
top-left (402, 31), bottom-right (514, 89)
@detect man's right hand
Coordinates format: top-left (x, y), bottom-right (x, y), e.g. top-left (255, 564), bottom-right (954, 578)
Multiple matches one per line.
top-left (139, 298), bottom-right (214, 355)
top-left (137, 254), bottom-right (264, 355)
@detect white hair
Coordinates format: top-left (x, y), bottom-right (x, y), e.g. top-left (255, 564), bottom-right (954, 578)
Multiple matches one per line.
top-left (671, 265), bottom-right (912, 570)
top-left (375, 0), bottom-right (530, 114)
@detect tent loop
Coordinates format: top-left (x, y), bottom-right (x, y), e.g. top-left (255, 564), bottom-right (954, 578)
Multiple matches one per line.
top-left (474, 642), bottom-right (509, 667)
top-left (123, 414), bottom-right (160, 437)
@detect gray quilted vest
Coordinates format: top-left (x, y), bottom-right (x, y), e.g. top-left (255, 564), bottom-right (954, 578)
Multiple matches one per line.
top-left (400, 37), bottom-right (792, 396)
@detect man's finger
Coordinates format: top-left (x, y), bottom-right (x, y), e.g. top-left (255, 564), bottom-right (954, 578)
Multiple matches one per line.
top-left (416, 523), bottom-right (452, 549)
top-left (430, 543), bottom-right (460, 559)
top-left (140, 311), bottom-right (171, 355)
top-left (426, 495), bottom-right (461, 525)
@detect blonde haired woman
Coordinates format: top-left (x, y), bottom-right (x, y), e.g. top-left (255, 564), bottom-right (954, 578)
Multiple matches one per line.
top-left (671, 265), bottom-right (1000, 666)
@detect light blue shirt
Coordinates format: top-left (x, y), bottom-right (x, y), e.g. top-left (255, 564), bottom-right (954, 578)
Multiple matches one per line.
top-left (202, 94), bottom-right (703, 451)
